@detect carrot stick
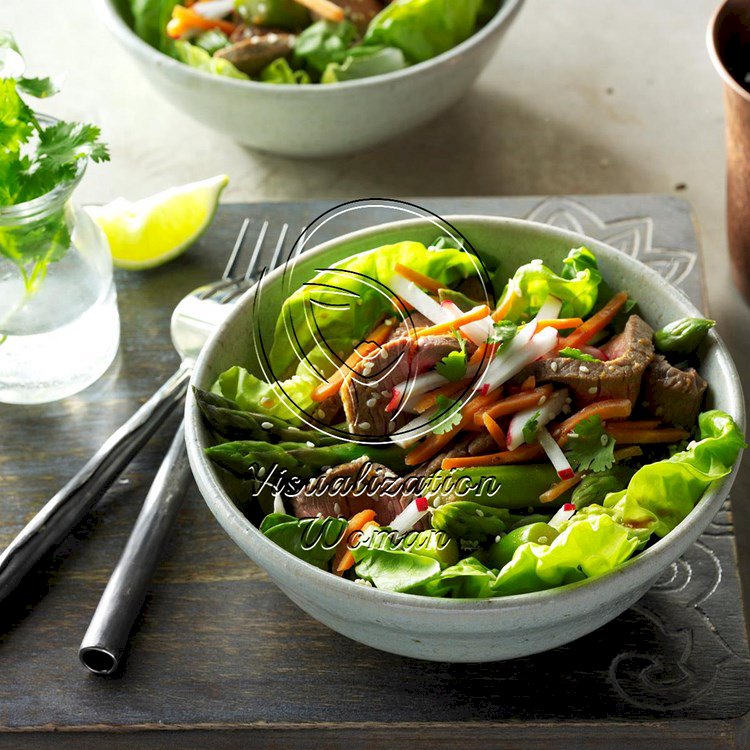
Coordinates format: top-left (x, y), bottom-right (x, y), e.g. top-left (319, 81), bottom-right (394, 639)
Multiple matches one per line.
top-left (559, 291), bottom-right (629, 349)
top-left (292, 0), bottom-right (346, 22)
top-left (394, 263), bottom-right (444, 294)
top-left (611, 420), bottom-right (661, 431)
top-left (613, 446), bottom-right (644, 460)
top-left (482, 413), bottom-right (506, 449)
top-left (311, 321), bottom-right (394, 402)
top-left (492, 293), bottom-right (514, 322)
top-left (473, 385), bottom-right (553, 425)
top-left (551, 398), bottom-right (632, 445)
top-left (520, 375), bottom-right (536, 391)
top-left (606, 427), bottom-right (690, 444)
top-left (415, 305), bottom-right (490, 338)
top-left (333, 511), bottom-right (377, 575)
top-left (441, 443), bottom-right (543, 470)
top-left (413, 379), bottom-right (469, 414)
top-left (537, 317), bottom-right (584, 331)
top-left (539, 474), bottom-right (582, 504)
top-left (168, 5), bottom-right (236, 36)
top-left (405, 390), bottom-right (499, 466)
top-left (468, 341), bottom-right (496, 367)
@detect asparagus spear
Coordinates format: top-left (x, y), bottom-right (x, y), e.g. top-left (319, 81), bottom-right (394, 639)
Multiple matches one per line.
top-left (205, 440), bottom-right (406, 479)
top-left (194, 388), bottom-right (339, 445)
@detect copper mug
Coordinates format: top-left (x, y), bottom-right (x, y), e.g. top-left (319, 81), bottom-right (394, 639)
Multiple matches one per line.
top-left (709, 0), bottom-right (750, 303)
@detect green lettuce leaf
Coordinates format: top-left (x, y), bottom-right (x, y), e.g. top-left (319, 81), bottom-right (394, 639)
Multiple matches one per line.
top-left (260, 514), bottom-right (347, 569)
top-left (269, 241), bottom-right (479, 379)
top-left (293, 19), bottom-right (358, 75)
top-left (497, 247), bottom-right (602, 322)
top-left (364, 0), bottom-right (484, 63)
top-left (130, 0), bottom-right (180, 53)
top-left (235, 0), bottom-right (310, 29)
top-left (175, 41), bottom-right (249, 79)
top-left (259, 58), bottom-right (311, 85)
top-left (321, 45), bottom-right (407, 82)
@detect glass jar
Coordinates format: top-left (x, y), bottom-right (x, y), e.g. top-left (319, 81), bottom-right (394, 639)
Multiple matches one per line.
top-left (0, 153), bottom-right (120, 404)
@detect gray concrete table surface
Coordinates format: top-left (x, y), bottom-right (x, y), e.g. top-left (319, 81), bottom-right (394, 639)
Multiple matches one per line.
top-left (3, 0), bottom-right (750, 643)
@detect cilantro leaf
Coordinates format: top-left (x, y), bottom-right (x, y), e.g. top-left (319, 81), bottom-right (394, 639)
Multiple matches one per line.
top-left (432, 394), bottom-right (463, 435)
top-left (565, 415), bottom-right (616, 473)
top-left (436, 349), bottom-right (467, 383)
top-left (488, 319), bottom-right (517, 349)
top-left (522, 410), bottom-right (541, 443)
top-left (17, 76), bottom-right (60, 99)
top-left (558, 346), bottom-right (598, 362)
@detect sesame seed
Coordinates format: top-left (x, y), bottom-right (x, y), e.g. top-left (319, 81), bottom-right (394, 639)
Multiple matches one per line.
top-left (579, 365), bottom-right (590, 374)
top-left (380, 349), bottom-right (388, 359)
top-left (562, 405), bottom-right (571, 414)
top-left (306, 440), bottom-right (315, 448)
top-left (257, 466), bottom-right (266, 477)
top-left (315, 409), bottom-right (326, 419)
top-left (385, 318), bottom-right (395, 325)
top-left (288, 426), bottom-right (300, 431)
top-left (354, 578), bottom-right (373, 586)
top-left (359, 421), bottom-right (371, 430)
top-left (588, 386), bottom-right (597, 394)
top-left (550, 361), bottom-right (559, 372)
top-left (316, 512), bottom-right (322, 518)
top-left (538, 395), bottom-right (547, 405)
top-left (333, 502), bottom-right (341, 515)
top-left (494, 535), bottom-right (502, 544)
top-left (568, 431), bottom-right (579, 438)
top-left (600, 434), bottom-right (608, 446)
top-left (366, 398), bottom-right (378, 408)
top-left (261, 421), bottom-right (274, 430)
top-left (381, 390), bottom-right (391, 398)
top-left (476, 509), bottom-right (484, 517)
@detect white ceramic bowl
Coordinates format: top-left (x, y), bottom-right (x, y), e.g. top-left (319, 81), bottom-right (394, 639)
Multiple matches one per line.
top-left (98, 0), bottom-right (524, 157)
top-left (185, 216), bottom-right (745, 662)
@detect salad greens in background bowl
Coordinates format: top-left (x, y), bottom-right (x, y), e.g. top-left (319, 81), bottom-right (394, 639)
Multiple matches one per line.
top-left (185, 216), bottom-right (745, 662)
top-left (98, 0), bottom-right (524, 156)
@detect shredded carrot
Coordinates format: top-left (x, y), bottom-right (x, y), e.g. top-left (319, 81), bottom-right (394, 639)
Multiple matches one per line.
top-left (468, 341), bottom-right (495, 367)
top-left (413, 379), bottom-right (470, 413)
top-left (414, 305), bottom-right (490, 338)
top-left (539, 474), bottom-right (583, 504)
top-left (311, 321), bottom-right (394, 402)
top-left (537, 317), bottom-right (584, 331)
top-left (559, 291), bottom-right (629, 350)
top-left (292, 0), bottom-right (345, 22)
top-left (551, 398), bottom-right (633, 445)
top-left (520, 375), bottom-right (536, 391)
top-left (606, 426), bottom-right (690, 444)
top-left (613, 446), bottom-right (644, 460)
top-left (405, 390), bottom-right (500, 467)
top-left (394, 263), bottom-right (444, 294)
top-left (473, 385), bottom-right (554, 425)
top-left (333, 511), bottom-right (377, 575)
top-left (491, 293), bottom-right (514, 322)
top-left (610, 420), bottom-right (661, 431)
top-left (482, 413), bottom-right (507, 449)
top-left (441, 443), bottom-right (543, 470)
top-left (168, 5), bottom-right (236, 37)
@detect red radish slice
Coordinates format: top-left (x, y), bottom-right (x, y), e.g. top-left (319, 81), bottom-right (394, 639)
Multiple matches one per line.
top-left (480, 326), bottom-right (557, 394)
top-left (389, 275), bottom-right (450, 326)
top-left (391, 407), bottom-right (438, 449)
top-left (389, 371), bottom-right (449, 413)
top-left (506, 389), bottom-right (568, 450)
top-left (537, 427), bottom-right (575, 479)
top-left (390, 497), bottom-right (431, 535)
top-left (549, 502), bottom-right (577, 529)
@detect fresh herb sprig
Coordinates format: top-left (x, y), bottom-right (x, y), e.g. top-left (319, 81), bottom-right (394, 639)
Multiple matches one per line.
top-left (0, 32), bottom-right (109, 292)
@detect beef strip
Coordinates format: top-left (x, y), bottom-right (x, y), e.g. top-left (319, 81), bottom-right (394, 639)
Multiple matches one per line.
top-left (340, 334), bottom-right (459, 437)
top-left (214, 32), bottom-right (295, 76)
top-left (388, 311), bottom-right (431, 341)
top-left (530, 315), bottom-right (655, 406)
top-left (468, 432), bottom-right (497, 455)
top-left (290, 457), bottom-right (406, 523)
top-left (311, 392), bottom-right (343, 426)
top-left (641, 354), bottom-right (707, 428)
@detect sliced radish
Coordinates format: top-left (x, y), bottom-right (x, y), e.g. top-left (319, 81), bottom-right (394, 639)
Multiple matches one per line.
top-left (506, 389), bottom-right (568, 450)
top-left (480, 326), bottom-right (557, 394)
top-left (441, 300), bottom-right (494, 345)
top-left (536, 295), bottom-right (563, 321)
top-left (191, 0), bottom-right (235, 18)
top-left (389, 275), bottom-right (450, 326)
top-left (390, 407), bottom-right (438, 449)
top-left (390, 497), bottom-right (431, 535)
top-left (389, 371), bottom-right (448, 413)
top-left (537, 427), bottom-right (575, 479)
top-left (549, 502), bottom-right (577, 529)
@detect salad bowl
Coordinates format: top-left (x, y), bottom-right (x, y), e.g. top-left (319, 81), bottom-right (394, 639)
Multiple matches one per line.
top-left (98, 0), bottom-right (524, 157)
top-left (185, 216), bottom-right (744, 662)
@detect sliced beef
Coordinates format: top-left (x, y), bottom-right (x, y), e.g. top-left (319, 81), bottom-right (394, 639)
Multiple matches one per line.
top-left (290, 457), bottom-right (406, 523)
top-left (455, 276), bottom-right (486, 303)
top-left (388, 311), bottom-right (431, 342)
top-left (641, 355), bottom-right (707, 428)
top-left (340, 334), bottom-right (459, 437)
top-left (311, 392), bottom-right (342, 426)
top-left (530, 315), bottom-right (655, 406)
top-left (215, 32), bottom-right (295, 76)
top-left (468, 432), bottom-right (498, 456)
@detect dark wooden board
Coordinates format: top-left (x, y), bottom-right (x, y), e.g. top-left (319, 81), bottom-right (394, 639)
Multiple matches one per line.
top-left (0, 196), bottom-right (747, 749)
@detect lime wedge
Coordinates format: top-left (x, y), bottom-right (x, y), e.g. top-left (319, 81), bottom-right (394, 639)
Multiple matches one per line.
top-left (87, 174), bottom-right (229, 270)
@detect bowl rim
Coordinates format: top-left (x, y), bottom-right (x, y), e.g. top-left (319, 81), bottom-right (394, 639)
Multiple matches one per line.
top-left (97, 0), bottom-right (525, 94)
top-left (185, 214), bottom-right (746, 613)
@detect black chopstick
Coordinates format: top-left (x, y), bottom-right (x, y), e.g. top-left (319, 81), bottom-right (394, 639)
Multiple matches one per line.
top-left (79, 422), bottom-right (191, 675)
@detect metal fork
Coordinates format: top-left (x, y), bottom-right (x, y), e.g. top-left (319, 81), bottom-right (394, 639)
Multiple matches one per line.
top-left (0, 220), bottom-right (289, 608)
